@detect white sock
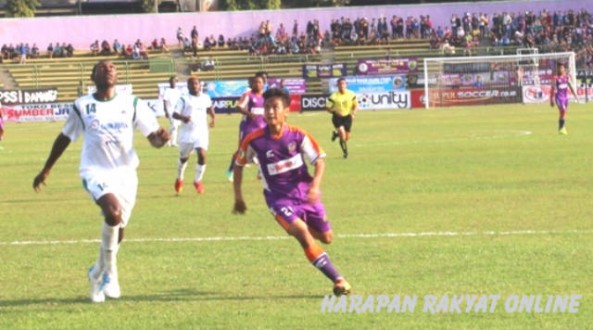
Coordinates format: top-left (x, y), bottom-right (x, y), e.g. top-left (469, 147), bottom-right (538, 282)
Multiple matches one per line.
top-left (101, 223), bottom-right (119, 278)
top-left (178, 160), bottom-right (188, 180)
top-left (90, 246), bottom-right (105, 280)
top-left (195, 164), bottom-right (206, 182)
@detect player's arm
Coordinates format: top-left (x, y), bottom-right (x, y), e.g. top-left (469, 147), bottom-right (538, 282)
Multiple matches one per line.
top-left (208, 104), bottom-right (216, 128)
top-left (163, 101), bottom-right (171, 119)
top-left (233, 141), bottom-right (255, 214)
top-left (351, 94), bottom-right (359, 118)
top-left (147, 128), bottom-right (170, 148)
top-left (567, 78), bottom-right (579, 100)
top-left (135, 97), bottom-right (170, 148)
top-left (171, 98), bottom-right (190, 123)
top-left (237, 92), bottom-right (253, 119)
top-left (33, 133), bottom-right (71, 192)
top-left (550, 79), bottom-right (556, 107)
top-left (326, 97), bottom-right (335, 113)
top-left (308, 157), bottom-right (325, 203)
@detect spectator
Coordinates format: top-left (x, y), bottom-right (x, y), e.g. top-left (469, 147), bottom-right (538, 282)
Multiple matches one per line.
top-left (30, 43), bottom-right (39, 59)
top-left (113, 39), bottom-right (123, 54)
top-left (47, 43), bottom-right (54, 59)
top-left (100, 40), bottom-right (112, 56)
top-left (90, 40), bottom-right (100, 56)
top-left (160, 38), bottom-right (169, 52)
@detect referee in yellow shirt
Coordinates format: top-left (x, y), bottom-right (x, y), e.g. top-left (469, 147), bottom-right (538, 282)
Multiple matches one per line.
top-left (326, 78), bottom-right (358, 159)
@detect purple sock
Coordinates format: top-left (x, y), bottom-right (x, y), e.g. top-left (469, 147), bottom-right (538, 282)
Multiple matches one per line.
top-left (312, 253), bottom-right (341, 282)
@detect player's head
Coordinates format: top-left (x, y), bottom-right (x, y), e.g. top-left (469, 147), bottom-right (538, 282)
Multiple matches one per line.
top-left (263, 88), bottom-right (290, 126)
top-left (337, 78), bottom-right (347, 93)
top-left (557, 63), bottom-right (566, 75)
top-left (255, 71), bottom-right (268, 84)
top-left (252, 75), bottom-right (265, 93)
top-left (187, 76), bottom-right (201, 96)
top-left (91, 60), bottom-right (117, 90)
top-left (169, 76), bottom-right (177, 88)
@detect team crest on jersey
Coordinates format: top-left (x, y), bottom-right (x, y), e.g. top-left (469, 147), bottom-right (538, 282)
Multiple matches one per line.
top-left (288, 142), bottom-right (297, 153)
top-left (90, 119), bottom-right (100, 130)
top-left (266, 150), bottom-right (275, 159)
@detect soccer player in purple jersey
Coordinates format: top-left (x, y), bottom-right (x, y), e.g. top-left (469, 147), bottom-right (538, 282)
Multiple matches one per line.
top-left (232, 88), bottom-right (352, 296)
top-left (550, 63), bottom-right (578, 135)
top-left (226, 73), bottom-right (267, 182)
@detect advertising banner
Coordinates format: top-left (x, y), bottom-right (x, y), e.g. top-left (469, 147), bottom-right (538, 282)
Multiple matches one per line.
top-left (300, 94), bottom-right (329, 112)
top-left (2, 102), bottom-right (73, 122)
top-left (356, 57), bottom-right (419, 75)
top-left (0, 88), bottom-right (59, 105)
top-left (522, 85), bottom-right (592, 104)
top-left (329, 76), bottom-right (407, 93)
top-left (268, 78), bottom-right (307, 95)
top-left (303, 64), bottom-right (347, 79)
top-left (410, 90), bottom-right (426, 109)
top-left (356, 91), bottom-right (411, 110)
top-left (429, 87), bottom-right (522, 107)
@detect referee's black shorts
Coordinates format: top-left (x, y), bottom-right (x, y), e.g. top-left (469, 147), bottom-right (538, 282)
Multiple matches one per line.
top-left (332, 113), bottom-right (353, 132)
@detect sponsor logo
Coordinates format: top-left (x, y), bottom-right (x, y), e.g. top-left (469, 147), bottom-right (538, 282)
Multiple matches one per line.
top-left (267, 154), bottom-right (303, 176)
top-left (301, 95), bottom-right (328, 111)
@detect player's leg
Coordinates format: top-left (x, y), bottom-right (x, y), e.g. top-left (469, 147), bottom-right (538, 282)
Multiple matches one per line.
top-left (168, 119), bottom-right (179, 147)
top-left (95, 173), bottom-right (137, 300)
top-left (175, 143), bottom-right (193, 194)
top-left (557, 99), bottom-right (568, 134)
top-left (194, 146), bottom-right (207, 194)
top-left (339, 116), bottom-right (353, 159)
top-left (272, 202), bottom-right (351, 295)
top-left (331, 114), bottom-right (340, 142)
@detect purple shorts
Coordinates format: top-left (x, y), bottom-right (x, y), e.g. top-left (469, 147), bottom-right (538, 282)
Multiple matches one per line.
top-left (556, 97), bottom-right (568, 111)
top-left (267, 198), bottom-right (331, 233)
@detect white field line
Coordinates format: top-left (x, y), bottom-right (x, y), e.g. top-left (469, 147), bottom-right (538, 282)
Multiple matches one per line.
top-left (2, 229), bottom-right (592, 246)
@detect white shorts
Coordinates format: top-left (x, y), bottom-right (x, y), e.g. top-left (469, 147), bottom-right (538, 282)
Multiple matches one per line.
top-left (82, 171), bottom-right (138, 227)
top-left (178, 136), bottom-right (209, 158)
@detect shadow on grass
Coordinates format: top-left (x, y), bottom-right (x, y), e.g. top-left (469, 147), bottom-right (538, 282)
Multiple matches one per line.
top-left (0, 288), bottom-right (323, 308)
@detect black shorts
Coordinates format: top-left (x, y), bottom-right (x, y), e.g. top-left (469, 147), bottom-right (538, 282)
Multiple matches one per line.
top-left (332, 114), bottom-right (353, 132)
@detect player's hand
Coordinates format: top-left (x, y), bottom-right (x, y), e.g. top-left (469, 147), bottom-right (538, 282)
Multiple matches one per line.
top-left (33, 171), bottom-right (49, 192)
top-left (233, 199), bottom-right (247, 214)
top-left (182, 116), bottom-right (191, 124)
top-left (307, 187), bottom-right (321, 204)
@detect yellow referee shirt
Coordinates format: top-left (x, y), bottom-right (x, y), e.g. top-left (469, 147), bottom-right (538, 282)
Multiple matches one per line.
top-left (327, 90), bottom-right (358, 117)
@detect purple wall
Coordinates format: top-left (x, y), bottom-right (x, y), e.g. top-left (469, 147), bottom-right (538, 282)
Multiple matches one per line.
top-left (0, 0), bottom-right (589, 49)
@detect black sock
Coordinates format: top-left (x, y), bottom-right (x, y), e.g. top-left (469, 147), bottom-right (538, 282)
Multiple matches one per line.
top-left (559, 119), bottom-right (565, 129)
top-left (340, 140), bottom-right (348, 154)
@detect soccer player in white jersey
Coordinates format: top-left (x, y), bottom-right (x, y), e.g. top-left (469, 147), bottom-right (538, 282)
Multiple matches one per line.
top-left (163, 76), bottom-right (182, 147)
top-left (32, 60), bottom-right (170, 303)
top-left (172, 76), bottom-right (216, 194)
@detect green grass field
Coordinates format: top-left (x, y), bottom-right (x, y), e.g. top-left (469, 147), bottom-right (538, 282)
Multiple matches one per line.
top-left (1, 104), bottom-right (592, 329)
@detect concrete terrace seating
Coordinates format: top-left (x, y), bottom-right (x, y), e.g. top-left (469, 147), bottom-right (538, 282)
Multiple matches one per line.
top-left (5, 57), bottom-right (175, 102)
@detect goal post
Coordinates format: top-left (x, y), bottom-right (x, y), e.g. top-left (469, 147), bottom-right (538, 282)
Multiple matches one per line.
top-left (423, 52), bottom-right (576, 109)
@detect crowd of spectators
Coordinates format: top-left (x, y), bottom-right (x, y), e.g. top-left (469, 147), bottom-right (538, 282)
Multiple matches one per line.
top-left (430, 9), bottom-right (592, 65)
top-left (3, 7), bottom-right (591, 67)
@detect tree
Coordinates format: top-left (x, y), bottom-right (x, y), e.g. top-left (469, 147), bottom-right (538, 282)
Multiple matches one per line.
top-left (5, 0), bottom-right (40, 17)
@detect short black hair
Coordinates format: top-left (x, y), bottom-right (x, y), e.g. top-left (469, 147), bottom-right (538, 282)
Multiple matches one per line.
top-left (263, 88), bottom-right (290, 107)
top-left (337, 77), bottom-right (346, 84)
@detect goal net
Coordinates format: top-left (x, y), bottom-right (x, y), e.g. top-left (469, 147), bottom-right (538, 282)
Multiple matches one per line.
top-left (423, 51), bottom-right (576, 108)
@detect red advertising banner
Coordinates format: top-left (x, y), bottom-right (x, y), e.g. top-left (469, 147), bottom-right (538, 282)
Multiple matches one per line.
top-left (289, 95), bottom-right (301, 112)
top-left (410, 90), bottom-right (425, 109)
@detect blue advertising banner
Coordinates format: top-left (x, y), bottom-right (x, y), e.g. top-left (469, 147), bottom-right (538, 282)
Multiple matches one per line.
top-left (329, 76), bottom-right (407, 93)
